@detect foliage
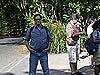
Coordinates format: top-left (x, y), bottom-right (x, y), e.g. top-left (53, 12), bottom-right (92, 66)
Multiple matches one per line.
top-left (1, 0), bottom-right (100, 53)
top-left (44, 22), bottom-right (67, 53)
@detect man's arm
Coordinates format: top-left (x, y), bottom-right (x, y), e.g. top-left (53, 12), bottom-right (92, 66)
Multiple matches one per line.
top-left (74, 32), bottom-right (84, 36)
top-left (73, 26), bottom-right (84, 36)
top-left (23, 27), bottom-right (35, 51)
top-left (24, 40), bottom-right (34, 51)
top-left (92, 31), bottom-right (100, 44)
top-left (93, 38), bottom-right (100, 44)
top-left (43, 27), bottom-right (52, 52)
top-left (66, 23), bottom-right (75, 44)
top-left (42, 42), bottom-right (52, 52)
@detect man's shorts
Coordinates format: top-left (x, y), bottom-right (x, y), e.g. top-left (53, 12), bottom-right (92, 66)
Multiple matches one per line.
top-left (67, 44), bottom-right (78, 63)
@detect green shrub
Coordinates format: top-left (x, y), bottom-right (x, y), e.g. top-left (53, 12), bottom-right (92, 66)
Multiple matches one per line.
top-left (44, 22), bottom-right (67, 54)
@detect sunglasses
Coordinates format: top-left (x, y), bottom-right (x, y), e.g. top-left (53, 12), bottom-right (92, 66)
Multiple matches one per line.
top-left (34, 19), bottom-right (41, 20)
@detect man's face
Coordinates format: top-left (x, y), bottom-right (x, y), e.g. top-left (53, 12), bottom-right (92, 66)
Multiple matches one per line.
top-left (34, 16), bottom-right (41, 26)
top-left (73, 19), bottom-right (78, 24)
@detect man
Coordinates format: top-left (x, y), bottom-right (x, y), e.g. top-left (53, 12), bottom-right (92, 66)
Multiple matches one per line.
top-left (24, 14), bottom-right (52, 75)
top-left (92, 19), bottom-right (100, 75)
top-left (87, 22), bottom-right (94, 68)
top-left (66, 13), bottom-right (84, 75)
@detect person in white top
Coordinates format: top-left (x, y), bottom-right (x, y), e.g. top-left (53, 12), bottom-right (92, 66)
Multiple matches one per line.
top-left (86, 22), bottom-right (94, 69)
top-left (87, 23), bottom-right (94, 37)
top-left (66, 13), bottom-right (84, 75)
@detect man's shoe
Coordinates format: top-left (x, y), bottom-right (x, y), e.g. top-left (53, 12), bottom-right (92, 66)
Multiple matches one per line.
top-left (71, 72), bottom-right (86, 75)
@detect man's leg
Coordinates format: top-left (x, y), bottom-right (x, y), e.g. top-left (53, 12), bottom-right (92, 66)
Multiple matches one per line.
top-left (94, 64), bottom-right (100, 75)
top-left (40, 52), bottom-right (49, 75)
top-left (68, 45), bottom-right (78, 74)
top-left (70, 63), bottom-right (77, 74)
top-left (93, 49), bottom-right (100, 75)
top-left (90, 55), bottom-right (95, 68)
top-left (29, 52), bottom-right (38, 75)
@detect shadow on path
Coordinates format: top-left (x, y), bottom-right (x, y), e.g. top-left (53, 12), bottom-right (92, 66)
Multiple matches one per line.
top-left (79, 65), bottom-right (94, 75)
top-left (0, 66), bottom-right (94, 75)
top-left (23, 69), bottom-right (71, 75)
top-left (23, 66), bottom-right (94, 75)
top-left (0, 72), bottom-right (15, 75)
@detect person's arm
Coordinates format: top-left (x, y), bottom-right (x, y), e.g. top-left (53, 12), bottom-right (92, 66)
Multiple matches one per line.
top-left (66, 23), bottom-right (74, 44)
top-left (24, 28), bottom-right (34, 51)
top-left (43, 28), bottom-right (52, 52)
top-left (66, 22), bottom-right (73, 38)
top-left (92, 31), bottom-right (100, 44)
top-left (74, 31), bottom-right (84, 36)
top-left (73, 25), bottom-right (84, 36)
top-left (24, 40), bottom-right (34, 51)
top-left (42, 42), bottom-right (52, 52)
top-left (93, 38), bottom-right (100, 44)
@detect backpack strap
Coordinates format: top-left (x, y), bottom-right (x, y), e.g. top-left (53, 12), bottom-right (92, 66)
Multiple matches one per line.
top-left (29, 26), bottom-right (34, 38)
top-left (97, 30), bottom-right (99, 39)
top-left (43, 26), bottom-right (49, 41)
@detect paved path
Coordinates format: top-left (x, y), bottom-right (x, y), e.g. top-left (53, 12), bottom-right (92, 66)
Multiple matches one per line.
top-left (0, 38), bottom-right (94, 75)
top-left (0, 52), bottom-right (94, 75)
top-left (0, 45), bottom-right (28, 74)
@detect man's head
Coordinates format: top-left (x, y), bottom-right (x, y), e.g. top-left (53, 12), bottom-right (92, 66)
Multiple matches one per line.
top-left (34, 14), bottom-right (42, 26)
top-left (92, 19), bottom-right (100, 29)
top-left (71, 13), bottom-right (79, 24)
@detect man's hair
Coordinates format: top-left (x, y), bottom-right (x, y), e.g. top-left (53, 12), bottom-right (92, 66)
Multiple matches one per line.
top-left (92, 19), bottom-right (100, 29)
top-left (72, 13), bottom-right (79, 20)
top-left (34, 14), bottom-right (42, 20)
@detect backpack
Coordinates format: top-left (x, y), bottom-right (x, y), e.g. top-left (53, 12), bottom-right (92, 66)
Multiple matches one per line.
top-left (84, 31), bottom-right (99, 55)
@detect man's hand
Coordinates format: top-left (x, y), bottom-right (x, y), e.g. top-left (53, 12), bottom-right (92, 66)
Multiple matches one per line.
top-left (28, 47), bottom-right (35, 52)
top-left (42, 48), bottom-right (48, 52)
top-left (24, 40), bottom-right (35, 52)
top-left (66, 38), bottom-right (75, 45)
top-left (74, 32), bottom-right (85, 36)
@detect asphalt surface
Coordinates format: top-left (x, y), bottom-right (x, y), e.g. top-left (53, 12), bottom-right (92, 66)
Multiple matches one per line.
top-left (0, 48), bottom-right (94, 75)
top-left (0, 45), bottom-right (28, 74)
top-left (0, 38), bottom-right (94, 75)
